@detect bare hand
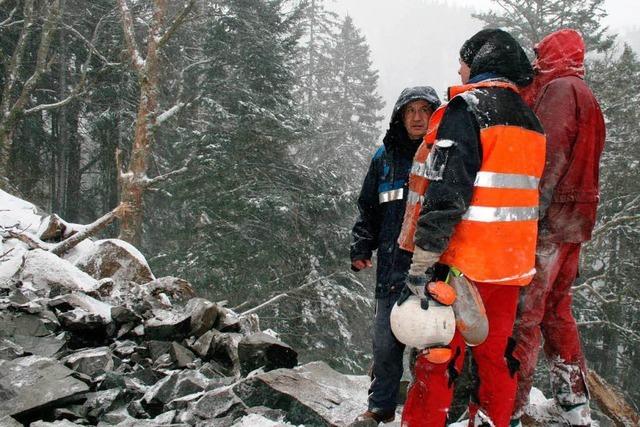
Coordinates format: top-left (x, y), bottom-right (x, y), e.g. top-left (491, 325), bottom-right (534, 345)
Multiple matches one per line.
top-left (352, 259), bottom-right (373, 271)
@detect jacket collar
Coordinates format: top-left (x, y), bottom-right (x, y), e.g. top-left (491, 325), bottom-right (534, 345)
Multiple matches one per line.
top-left (447, 79), bottom-right (519, 100)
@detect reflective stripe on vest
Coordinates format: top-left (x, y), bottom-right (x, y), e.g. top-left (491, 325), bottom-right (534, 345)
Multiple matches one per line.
top-left (474, 172), bottom-right (539, 190)
top-left (379, 188), bottom-right (404, 203)
top-left (462, 206), bottom-right (538, 222)
top-left (398, 104), bottom-right (447, 252)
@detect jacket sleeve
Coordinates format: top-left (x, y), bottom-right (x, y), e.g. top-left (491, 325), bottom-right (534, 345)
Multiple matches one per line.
top-left (533, 79), bottom-right (577, 219)
top-left (350, 156), bottom-right (381, 261)
top-left (414, 96), bottom-right (481, 253)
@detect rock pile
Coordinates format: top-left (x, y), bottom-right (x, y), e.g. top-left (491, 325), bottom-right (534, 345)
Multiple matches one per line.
top-left (0, 190), bottom-right (371, 427)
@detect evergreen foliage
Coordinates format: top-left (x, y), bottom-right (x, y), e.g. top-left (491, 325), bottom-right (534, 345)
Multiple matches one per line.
top-left (474, 0), bottom-right (615, 54)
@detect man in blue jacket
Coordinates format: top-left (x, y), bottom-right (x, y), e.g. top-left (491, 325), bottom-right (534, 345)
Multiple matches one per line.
top-left (351, 86), bottom-right (441, 423)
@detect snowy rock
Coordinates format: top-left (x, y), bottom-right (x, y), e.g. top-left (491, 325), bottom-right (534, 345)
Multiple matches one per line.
top-left (6, 334), bottom-right (66, 358)
top-left (144, 309), bottom-right (192, 341)
top-left (0, 416), bottom-right (23, 427)
top-left (30, 420), bottom-right (85, 427)
top-left (192, 388), bottom-right (245, 421)
top-left (191, 330), bottom-right (241, 375)
top-left (110, 305), bottom-right (141, 324)
top-left (18, 249), bottom-right (99, 294)
top-left (0, 189), bottom-right (42, 234)
top-left (61, 346), bottom-right (116, 379)
top-left (49, 292), bottom-right (113, 322)
top-left (232, 361), bottom-right (369, 426)
top-left (141, 372), bottom-right (180, 415)
top-left (237, 332), bottom-right (297, 376)
top-left (145, 276), bottom-right (196, 306)
top-left (215, 307), bottom-right (260, 334)
top-left (82, 388), bottom-right (130, 422)
top-left (0, 355), bottom-right (89, 420)
top-left (0, 311), bottom-right (58, 338)
top-left (0, 338), bottom-right (24, 360)
top-left (74, 239), bottom-right (154, 285)
top-left (0, 244), bottom-right (27, 284)
top-left (169, 341), bottom-right (196, 369)
top-left (185, 297), bottom-right (219, 337)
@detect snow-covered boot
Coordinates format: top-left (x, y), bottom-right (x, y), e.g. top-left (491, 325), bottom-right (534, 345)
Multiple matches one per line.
top-left (558, 403), bottom-right (591, 427)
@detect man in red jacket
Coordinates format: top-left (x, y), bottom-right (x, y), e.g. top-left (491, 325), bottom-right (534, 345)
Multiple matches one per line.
top-left (512, 29), bottom-right (606, 427)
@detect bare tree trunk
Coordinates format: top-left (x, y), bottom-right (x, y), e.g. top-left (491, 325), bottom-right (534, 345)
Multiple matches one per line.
top-left (116, 0), bottom-right (165, 247)
top-left (116, 0), bottom-right (195, 246)
top-left (0, 0), bottom-right (61, 177)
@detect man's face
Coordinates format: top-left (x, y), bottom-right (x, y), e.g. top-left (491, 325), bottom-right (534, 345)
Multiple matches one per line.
top-left (403, 100), bottom-right (432, 140)
top-left (458, 58), bottom-right (471, 84)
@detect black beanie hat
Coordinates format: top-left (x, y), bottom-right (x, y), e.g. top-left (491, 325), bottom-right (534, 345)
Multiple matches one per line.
top-left (459, 29), bottom-right (533, 86)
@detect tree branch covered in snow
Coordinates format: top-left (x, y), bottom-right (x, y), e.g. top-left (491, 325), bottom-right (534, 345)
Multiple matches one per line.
top-left (50, 203), bottom-right (131, 256)
top-left (117, 0), bottom-right (145, 72)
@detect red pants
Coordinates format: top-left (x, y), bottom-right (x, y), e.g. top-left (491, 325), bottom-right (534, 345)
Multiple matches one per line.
top-left (401, 283), bottom-right (520, 427)
top-left (512, 241), bottom-right (588, 416)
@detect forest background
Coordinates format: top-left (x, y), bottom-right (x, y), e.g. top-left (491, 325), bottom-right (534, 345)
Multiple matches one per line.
top-left (1, 0), bottom-right (638, 410)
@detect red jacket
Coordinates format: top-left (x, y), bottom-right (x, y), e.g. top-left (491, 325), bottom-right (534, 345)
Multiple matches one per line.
top-left (524, 29), bottom-right (606, 242)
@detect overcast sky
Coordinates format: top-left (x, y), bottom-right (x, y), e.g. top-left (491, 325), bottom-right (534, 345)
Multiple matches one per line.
top-left (330, 0), bottom-right (639, 133)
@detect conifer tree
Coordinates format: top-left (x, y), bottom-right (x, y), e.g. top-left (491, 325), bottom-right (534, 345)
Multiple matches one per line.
top-left (474, 0), bottom-right (615, 53)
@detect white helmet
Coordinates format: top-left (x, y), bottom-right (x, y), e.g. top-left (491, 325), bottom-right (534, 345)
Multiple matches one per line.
top-left (390, 295), bottom-right (456, 349)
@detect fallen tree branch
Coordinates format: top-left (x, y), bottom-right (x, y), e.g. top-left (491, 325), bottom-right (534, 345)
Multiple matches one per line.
top-left (587, 369), bottom-right (640, 427)
top-left (50, 202), bottom-right (131, 255)
top-left (5, 228), bottom-right (51, 250)
top-left (144, 166), bottom-right (188, 188)
top-left (240, 273), bottom-right (338, 316)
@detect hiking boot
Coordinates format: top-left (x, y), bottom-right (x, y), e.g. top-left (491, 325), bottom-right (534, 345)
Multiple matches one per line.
top-left (355, 409), bottom-right (396, 424)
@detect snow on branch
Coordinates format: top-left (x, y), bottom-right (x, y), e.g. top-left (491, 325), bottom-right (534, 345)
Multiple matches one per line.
top-left (592, 214), bottom-right (640, 239)
top-left (50, 202), bottom-right (131, 256)
top-left (60, 21), bottom-right (117, 66)
top-left (117, 0), bottom-right (145, 72)
top-left (156, 102), bottom-right (185, 124)
top-left (3, 227), bottom-right (51, 250)
top-left (24, 90), bottom-right (87, 114)
top-left (143, 165), bottom-right (188, 188)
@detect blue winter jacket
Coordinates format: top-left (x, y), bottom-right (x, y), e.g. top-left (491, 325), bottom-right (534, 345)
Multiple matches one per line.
top-left (351, 86), bottom-right (440, 298)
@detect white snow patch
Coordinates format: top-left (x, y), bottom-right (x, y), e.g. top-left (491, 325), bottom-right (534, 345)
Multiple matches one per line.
top-left (0, 188), bottom-right (43, 233)
top-left (230, 413), bottom-right (300, 426)
top-left (62, 239), bottom-right (97, 265)
top-left (20, 249), bottom-right (99, 292)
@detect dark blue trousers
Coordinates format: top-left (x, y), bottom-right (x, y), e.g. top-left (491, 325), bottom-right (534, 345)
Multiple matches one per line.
top-left (368, 290), bottom-right (405, 413)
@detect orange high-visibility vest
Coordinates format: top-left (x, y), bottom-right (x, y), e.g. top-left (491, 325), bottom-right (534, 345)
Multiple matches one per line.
top-left (442, 81), bottom-right (545, 286)
top-left (400, 80), bottom-right (545, 286)
top-left (398, 105), bottom-right (446, 252)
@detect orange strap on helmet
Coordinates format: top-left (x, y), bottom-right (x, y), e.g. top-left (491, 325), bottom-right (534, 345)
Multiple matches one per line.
top-left (420, 346), bottom-right (453, 364)
top-left (427, 280), bottom-right (457, 306)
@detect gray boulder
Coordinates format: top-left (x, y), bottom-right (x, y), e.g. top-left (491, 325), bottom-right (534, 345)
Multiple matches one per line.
top-left (18, 249), bottom-right (99, 294)
top-left (232, 361), bottom-right (369, 426)
top-left (61, 346), bottom-right (116, 379)
top-left (0, 338), bottom-right (24, 360)
top-left (192, 388), bottom-right (245, 421)
top-left (185, 298), bottom-right (219, 337)
top-left (144, 309), bottom-right (191, 341)
top-left (237, 332), bottom-right (297, 376)
top-left (0, 356), bottom-right (89, 420)
top-left (74, 239), bottom-right (155, 285)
